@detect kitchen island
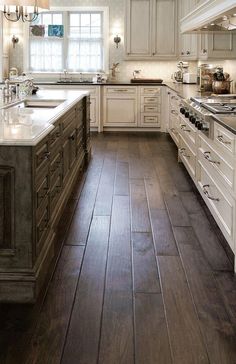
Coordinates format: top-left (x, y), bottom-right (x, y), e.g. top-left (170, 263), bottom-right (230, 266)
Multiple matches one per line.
top-left (0, 90), bottom-right (91, 303)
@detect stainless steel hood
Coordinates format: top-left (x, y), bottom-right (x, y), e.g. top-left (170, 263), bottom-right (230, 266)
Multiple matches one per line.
top-left (181, 0), bottom-right (236, 34)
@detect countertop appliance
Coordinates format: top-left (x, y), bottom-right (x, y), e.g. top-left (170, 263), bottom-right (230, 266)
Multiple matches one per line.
top-left (180, 95), bottom-right (236, 139)
top-left (183, 73), bottom-right (197, 84)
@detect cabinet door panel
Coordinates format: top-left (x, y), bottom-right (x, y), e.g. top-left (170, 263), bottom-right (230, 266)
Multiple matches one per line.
top-left (104, 98), bottom-right (138, 126)
top-left (126, 0), bottom-right (152, 56)
top-left (153, 0), bottom-right (177, 57)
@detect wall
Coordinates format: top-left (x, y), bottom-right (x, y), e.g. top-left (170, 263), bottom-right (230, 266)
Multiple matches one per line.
top-left (7, 0), bottom-right (198, 82)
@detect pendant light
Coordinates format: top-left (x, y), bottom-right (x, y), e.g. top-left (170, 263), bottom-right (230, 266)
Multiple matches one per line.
top-left (0, 0), bottom-right (49, 22)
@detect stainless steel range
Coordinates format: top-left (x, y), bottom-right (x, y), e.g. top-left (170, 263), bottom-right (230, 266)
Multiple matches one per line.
top-left (180, 95), bottom-right (236, 139)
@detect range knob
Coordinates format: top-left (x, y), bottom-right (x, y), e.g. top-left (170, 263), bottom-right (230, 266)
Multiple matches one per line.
top-left (180, 107), bottom-right (185, 114)
top-left (185, 111), bottom-right (189, 118)
top-left (191, 116), bottom-right (196, 124)
top-left (195, 119), bottom-right (200, 128)
top-left (197, 123), bottom-right (203, 130)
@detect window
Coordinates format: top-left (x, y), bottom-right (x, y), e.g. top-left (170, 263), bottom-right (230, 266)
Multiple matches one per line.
top-left (27, 8), bottom-right (108, 73)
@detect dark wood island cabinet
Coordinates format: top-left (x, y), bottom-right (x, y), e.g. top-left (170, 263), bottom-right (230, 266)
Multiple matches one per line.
top-left (0, 94), bottom-right (91, 303)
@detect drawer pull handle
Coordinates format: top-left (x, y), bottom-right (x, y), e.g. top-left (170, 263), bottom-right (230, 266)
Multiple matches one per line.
top-left (44, 152), bottom-right (51, 159)
top-left (203, 151), bottom-right (220, 165)
top-left (147, 107), bottom-right (156, 110)
top-left (116, 89), bottom-right (129, 92)
top-left (69, 135), bottom-right (75, 141)
top-left (203, 184), bottom-right (220, 202)
top-left (180, 148), bottom-right (190, 158)
top-left (217, 135), bottom-right (231, 145)
top-left (171, 110), bottom-right (178, 115)
top-left (181, 125), bottom-right (191, 132)
top-left (147, 98), bottom-right (155, 101)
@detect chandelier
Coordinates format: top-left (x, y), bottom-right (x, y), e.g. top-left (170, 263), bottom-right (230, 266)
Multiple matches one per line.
top-left (0, 0), bottom-right (49, 22)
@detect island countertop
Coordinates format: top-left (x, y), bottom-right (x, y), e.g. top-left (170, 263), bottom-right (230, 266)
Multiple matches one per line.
top-left (0, 89), bottom-right (89, 146)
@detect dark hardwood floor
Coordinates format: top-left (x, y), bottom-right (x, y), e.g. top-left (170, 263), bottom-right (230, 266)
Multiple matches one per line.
top-left (0, 132), bottom-right (236, 364)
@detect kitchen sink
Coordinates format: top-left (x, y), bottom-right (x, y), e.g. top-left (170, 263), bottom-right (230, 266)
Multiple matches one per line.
top-left (10, 99), bottom-right (66, 109)
top-left (56, 80), bottom-right (94, 84)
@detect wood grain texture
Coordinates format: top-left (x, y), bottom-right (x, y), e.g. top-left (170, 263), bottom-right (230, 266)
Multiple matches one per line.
top-left (174, 226), bottom-right (236, 364)
top-left (61, 216), bottom-right (110, 364)
top-left (214, 271), bottom-right (236, 326)
top-left (150, 208), bottom-right (179, 256)
top-left (25, 246), bottom-right (85, 364)
top-left (190, 211), bottom-right (232, 271)
top-left (114, 161), bottom-right (129, 196)
top-left (134, 293), bottom-right (172, 364)
top-left (130, 179), bottom-right (151, 233)
top-left (106, 195), bottom-right (132, 292)
top-left (164, 193), bottom-right (191, 227)
top-left (132, 232), bottom-right (160, 293)
top-left (144, 177), bottom-right (165, 210)
top-left (98, 291), bottom-right (134, 364)
top-left (158, 256), bottom-right (209, 364)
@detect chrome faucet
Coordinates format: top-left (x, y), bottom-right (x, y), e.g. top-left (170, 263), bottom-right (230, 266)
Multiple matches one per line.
top-left (2, 79), bottom-right (14, 103)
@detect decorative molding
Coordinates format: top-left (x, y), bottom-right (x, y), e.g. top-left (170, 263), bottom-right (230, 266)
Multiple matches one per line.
top-left (180, 0), bottom-right (236, 33)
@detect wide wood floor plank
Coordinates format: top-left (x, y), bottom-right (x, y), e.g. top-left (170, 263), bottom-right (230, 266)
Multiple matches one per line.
top-left (61, 216), bottom-right (110, 364)
top-left (164, 193), bottom-right (191, 227)
top-left (144, 177), bottom-right (165, 210)
top-left (106, 195), bottom-right (132, 292)
top-left (93, 153), bottom-right (117, 216)
top-left (158, 255), bottom-right (209, 364)
top-left (65, 156), bottom-right (103, 245)
top-left (154, 157), bottom-right (178, 195)
top-left (98, 291), bottom-right (134, 364)
top-left (150, 208), bottom-right (179, 256)
top-left (179, 191), bottom-right (203, 214)
top-left (25, 246), bottom-right (85, 364)
top-left (132, 232), bottom-right (161, 293)
top-left (190, 211), bottom-right (232, 271)
top-left (173, 226), bottom-right (236, 364)
top-left (134, 293), bottom-right (172, 364)
top-left (130, 179), bottom-right (151, 233)
top-left (114, 161), bottom-right (129, 196)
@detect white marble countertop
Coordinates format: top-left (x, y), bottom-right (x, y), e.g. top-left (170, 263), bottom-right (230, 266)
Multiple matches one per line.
top-left (0, 89), bottom-right (89, 146)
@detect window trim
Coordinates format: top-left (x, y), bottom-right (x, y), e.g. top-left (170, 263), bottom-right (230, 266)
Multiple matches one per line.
top-left (23, 6), bottom-right (109, 76)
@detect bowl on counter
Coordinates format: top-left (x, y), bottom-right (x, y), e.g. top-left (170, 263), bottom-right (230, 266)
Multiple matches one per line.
top-left (212, 80), bottom-right (232, 94)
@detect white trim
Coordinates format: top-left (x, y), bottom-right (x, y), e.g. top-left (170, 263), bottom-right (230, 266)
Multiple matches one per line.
top-left (23, 6), bottom-right (109, 75)
top-left (0, 13), bottom-right (3, 82)
top-left (181, 0), bottom-right (236, 33)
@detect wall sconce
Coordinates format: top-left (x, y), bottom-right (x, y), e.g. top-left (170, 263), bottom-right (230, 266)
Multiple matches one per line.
top-left (114, 34), bottom-right (121, 48)
top-left (12, 35), bottom-right (19, 48)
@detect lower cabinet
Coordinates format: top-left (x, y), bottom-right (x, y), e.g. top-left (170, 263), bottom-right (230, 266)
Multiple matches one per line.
top-left (0, 96), bottom-right (90, 303)
top-left (103, 86), bottom-right (138, 127)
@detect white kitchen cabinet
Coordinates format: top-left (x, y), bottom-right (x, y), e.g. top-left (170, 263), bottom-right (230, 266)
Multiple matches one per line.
top-left (103, 86), bottom-right (139, 127)
top-left (0, 14), bottom-right (9, 82)
top-left (198, 33), bottom-right (236, 60)
top-left (167, 90), bottom-right (181, 146)
top-left (179, 0), bottom-right (198, 60)
top-left (126, 0), bottom-right (177, 59)
top-left (140, 86), bottom-right (162, 127)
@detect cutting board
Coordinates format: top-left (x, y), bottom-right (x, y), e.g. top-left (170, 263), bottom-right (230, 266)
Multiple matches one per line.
top-left (130, 78), bottom-right (163, 83)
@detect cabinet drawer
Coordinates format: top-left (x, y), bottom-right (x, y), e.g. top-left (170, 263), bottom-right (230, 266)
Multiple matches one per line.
top-left (141, 96), bottom-right (160, 104)
top-left (179, 116), bottom-right (197, 146)
top-left (169, 127), bottom-right (179, 146)
top-left (50, 174), bottom-right (62, 215)
top-left (141, 104), bottom-right (160, 113)
top-left (197, 160), bottom-right (235, 246)
top-left (140, 113), bottom-right (161, 126)
top-left (140, 87), bottom-right (161, 95)
top-left (179, 135), bottom-right (196, 178)
top-left (49, 124), bottom-right (61, 151)
top-left (36, 174), bottom-right (49, 209)
top-left (198, 134), bottom-right (235, 191)
top-left (35, 139), bottom-right (50, 176)
top-left (61, 108), bottom-right (76, 138)
top-left (36, 202), bottom-right (50, 250)
top-left (214, 122), bottom-right (236, 155)
top-left (50, 151), bottom-right (62, 186)
top-left (105, 87), bottom-right (137, 95)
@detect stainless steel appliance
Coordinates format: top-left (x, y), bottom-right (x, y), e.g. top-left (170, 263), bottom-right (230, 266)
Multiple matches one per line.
top-left (172, 61), bottom-right (189, 83)
top-left (180, 95), bottom-right (236, 139)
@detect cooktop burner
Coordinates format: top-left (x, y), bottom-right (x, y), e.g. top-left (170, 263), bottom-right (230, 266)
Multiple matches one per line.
top-left (203, 103), bottom-right (236, 114)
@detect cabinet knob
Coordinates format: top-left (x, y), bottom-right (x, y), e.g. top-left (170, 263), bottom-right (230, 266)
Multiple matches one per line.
top-left (181, 51), bottom-right (185, 55)
top-left (69, 135), bottom-right (75, 141)
top-left (202, 48), bottom-right (207, 54)
top-left (186, 50), bottom-right (190, 55)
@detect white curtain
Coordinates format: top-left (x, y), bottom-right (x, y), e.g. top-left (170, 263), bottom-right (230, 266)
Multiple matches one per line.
top-left (30, 39), bottom-right (63, 72)
top-left (67, 39), bottom-right (102, 72)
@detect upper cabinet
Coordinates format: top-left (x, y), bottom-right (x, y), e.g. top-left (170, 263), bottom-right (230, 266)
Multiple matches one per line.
top-left (0, 14), bottom-right (9, 82)
top-left (198, 33), bottom-right (236, 60)
top-left (125, 0), bottom-right (178, 60)
top-left (178, 0), bottom-right (198, 60)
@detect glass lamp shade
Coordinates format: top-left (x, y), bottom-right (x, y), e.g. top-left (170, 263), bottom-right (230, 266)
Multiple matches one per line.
top-left (0, 0), bottom-right (49, 12)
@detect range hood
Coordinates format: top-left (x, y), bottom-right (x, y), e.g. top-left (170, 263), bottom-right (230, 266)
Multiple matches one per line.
top-left (181, 0), bottom-right (236, 33)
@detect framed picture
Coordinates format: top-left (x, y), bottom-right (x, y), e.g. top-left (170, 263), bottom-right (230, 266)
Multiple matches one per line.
top-left (48, 25), bottom-right (64, 38)
top-left (30, 25), bottom-right (45, 37)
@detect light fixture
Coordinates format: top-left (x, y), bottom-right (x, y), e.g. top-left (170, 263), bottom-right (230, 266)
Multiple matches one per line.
top-left (11, 34), bottom-right (19, 48)
top-left (114, 34), bottom-right (121, 48)
top-left (0, 0), bottom-right (49, 22)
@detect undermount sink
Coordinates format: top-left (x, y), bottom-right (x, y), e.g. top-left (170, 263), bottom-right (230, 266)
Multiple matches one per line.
top-left (11, 99), bottom-right (66, 109)
top-left (56, 80), bottom-right (94, 84)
